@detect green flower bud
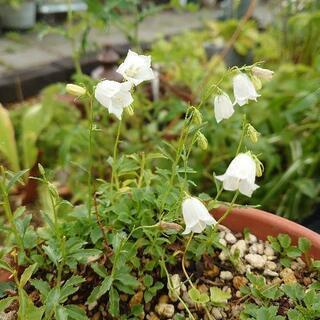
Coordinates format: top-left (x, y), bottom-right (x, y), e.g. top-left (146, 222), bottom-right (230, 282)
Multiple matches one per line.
top-left (246, 124), bottom-right (260, 144)
top-left (251, 75), bottom-right (262, 90)
top-left (192, 108), bottom-right (202, 125)
top-left (66, 84), bottom-right (86, 97)
top-left (251, 154), bottom-right (264, 177)
top-left (125, 105), bottom-right (134, 116)
top-left (196, 132), bottom-right (208, 150)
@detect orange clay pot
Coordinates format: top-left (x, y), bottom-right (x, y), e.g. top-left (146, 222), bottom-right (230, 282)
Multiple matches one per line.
top-left (212, 207), bottom-right (320, 259)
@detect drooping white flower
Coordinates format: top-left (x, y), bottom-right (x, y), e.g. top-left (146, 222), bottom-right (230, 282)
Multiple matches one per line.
top-left (214, 93), bottom-right (235, 123)
top-left (252, 66), bottom-right (274, 81)
top-left (95, 80), bottom-right (133, 120)
top-left (233, 73), bottom-right (260, 106)
top-left (216, 153), bottom-right (259, 197)
top-left (182, 197), bottom-right (217, 235)
top-left (116, 50), bottom-right (155, 86)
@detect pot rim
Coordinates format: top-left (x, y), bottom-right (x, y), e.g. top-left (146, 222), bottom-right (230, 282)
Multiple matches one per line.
top-left (212, 206), bottom-right (320, 259)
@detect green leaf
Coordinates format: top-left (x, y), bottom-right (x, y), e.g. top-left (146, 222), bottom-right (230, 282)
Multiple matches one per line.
top-left (21, 103), bottom-right (53, 169)
top-left (60, 276), bottom-right (85, 303)
top-left (0, 260), bottom-right (13, 273)
top-left (0, 103), bottom-right (19, 171)
top-left (56, 306), bottom-right (68, 320)
top-left (278, 234), bottom-right (291, 249)
top-left (143, 274), bottom-right (153, 287)
top-left (43, 245), bottom-right (60, 266)
top-left (65, 304), bottom-right (89, 320)
top-left (288, 309), bottom-right (303, 320)
top-left (0, 296), bottom-right (16, 312)
top-left (282, 283), bottom-right (305, 301)
top-left (210, 286), bottom-right (231, 305)
top-left (6, 169), bottom-right (29, 192)
top-left (20, 263), bottom-right (37, 288)
top-left (286, 247), bottom-right (301, 258)
top-left (188, 287), bottom-right (209, 304)
top-left (87, 275), bottom-right (113, 304)
top-left (109, 287), bottom-right (120, 317)
top-left (30, 279), bottom-right (50, 298)
top-left (45, 287), bottom-right (61, 315)
top-left (91, 263), bottom-right (108, 278)
top-left (114, 273), bottom-right (140, 289)
top-left (298, 237), bottom-right (311, 253)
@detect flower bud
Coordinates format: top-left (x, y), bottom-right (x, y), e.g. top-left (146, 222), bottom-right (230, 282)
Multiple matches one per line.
top-left (125, 105), bottom-right (134, 116)
top-left (192, 108), bottom-right (202, 125)
top-left (252, 66), bottom-right (274, 81)
top-left (66, 84), bottom-right (86, 97)
top-left (159, 221), bottom-right (183, 232)
top-left (251, 75), bottom-right (262, 90)
top-left (246, 124), bottom-right (260, 144)
top-left (251, 154), bottom-right (264, 177)
top-left (196, 132), bottom-right (208, 150)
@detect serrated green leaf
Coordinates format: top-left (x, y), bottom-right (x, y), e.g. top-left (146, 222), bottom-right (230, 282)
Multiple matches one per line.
top-left (65, 304), bottom-right (89, 320)
top-left (30, 279), bottom-right (50, 298)
top-left (210, 286), bottom-right (231, 305)
top-left (298, 237), bottom-right (311, 253)
top-left (109, 287), bottom-right (119, 317)
top-left (188, 287), bottom-right (209, 304)
top-left (0, 296), bottom-right (16, 312)
top-left (20, 263), bottom-right (37, 288)
top-left (0, 260), bottom-right (13, 273)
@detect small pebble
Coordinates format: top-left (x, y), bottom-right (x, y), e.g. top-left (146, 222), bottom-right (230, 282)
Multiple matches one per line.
top-left (280, 268), bottom-right (297, 284)
top-left (231, 240), bottom-right (247, 258)
top-left (225, 233), bottom-right (237, 244)
top-left (264, 245), bottom-right (275, 256)
top-left (265, 261), bottom-right (277, 271)
top-left (264, 269), bottom-right (279, 277)
top-left (211, 307), bottom-right (223, 319)
top-left (155, 303), bottom-right (175, 318)
top-left (245, 253), bottom-right (266, 269)
top-left (248, 234), bottom-right (257, 244)
top-left (220, 271), bottom-right (233, 281)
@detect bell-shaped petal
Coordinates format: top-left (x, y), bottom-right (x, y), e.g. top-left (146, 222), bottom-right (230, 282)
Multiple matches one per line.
top-left (214, 93), bottom-right (235, 123)
top-left (216, 153), bottom-right (259, 197)
top-left (117, 50), bottom-right (155, 86)
top-left (182, 197), bottom-right (216, 235)
top-left (233, 73), bottom-right (260, 106)
top-left (95, 80), bottom-right (133, 120)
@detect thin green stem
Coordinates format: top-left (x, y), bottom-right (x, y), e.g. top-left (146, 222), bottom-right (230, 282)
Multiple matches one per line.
top-left (161, 258), bottom-right (196, 320)
top-left (111, 120), bottom-right (122, 190)
top-left (236, 115), bottom-right (247, 155)
top-left (216, 191), bottom-right (240, 226)
top-left (0, 169), bottom-right (27, 260)
top-left (182, 232), bottom-right (195, 289)
top-left (87, 95), bottom-right (94, 218)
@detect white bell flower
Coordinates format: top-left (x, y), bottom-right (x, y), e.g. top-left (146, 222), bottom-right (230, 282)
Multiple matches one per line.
top-left (216, 153), bottom-right (259, 197)
top-left (182, 197), bottom-right (217, 235)
top-left (116, 50), bottom-right (155, 86)
top-left (233, 73), bottom-right (260, 106)
top-left (252, 66), bottom-right (274, 81)
top-left (214, 93), bottom-right (235, 123)
top-left (95, 80), bottom-right (133, 120)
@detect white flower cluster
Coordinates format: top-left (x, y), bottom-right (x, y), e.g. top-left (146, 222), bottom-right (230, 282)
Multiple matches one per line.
top-left (214, 67), bottom-right (273, 123)
top-left (182, 67), bottom-right (273, 235)
top-left (95, 50), bottom-right (155, 120)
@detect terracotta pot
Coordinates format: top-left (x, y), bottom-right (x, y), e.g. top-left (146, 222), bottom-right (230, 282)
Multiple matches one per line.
top-left (213, 207), bottom-right (320, 259)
